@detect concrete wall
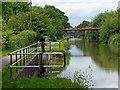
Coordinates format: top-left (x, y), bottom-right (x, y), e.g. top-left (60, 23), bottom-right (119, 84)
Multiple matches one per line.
top-left (17, 54), bottom-right (48, 78)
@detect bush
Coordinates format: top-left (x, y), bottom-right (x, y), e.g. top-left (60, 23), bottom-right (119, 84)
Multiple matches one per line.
top-left (109, 33), bottom-right (120, 47)
top-left (18, 30), bottom-right (37, 45)
top-left (1, 36), bottom-right (6, 49)
top-left (4, 30), bottom-right (37, 50)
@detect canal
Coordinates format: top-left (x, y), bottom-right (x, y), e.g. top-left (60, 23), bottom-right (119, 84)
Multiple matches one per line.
top-left (57, 38), bottom-right (119, 88)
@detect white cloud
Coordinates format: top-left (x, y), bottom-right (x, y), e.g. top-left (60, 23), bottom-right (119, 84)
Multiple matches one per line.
top-left (31, 0), bottom-right (119, 27)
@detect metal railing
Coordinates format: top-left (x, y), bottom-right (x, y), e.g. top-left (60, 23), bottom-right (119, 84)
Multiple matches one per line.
top-left (8, 40), bottom-right (65, 78)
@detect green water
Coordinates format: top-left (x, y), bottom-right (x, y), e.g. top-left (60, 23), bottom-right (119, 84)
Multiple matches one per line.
top-left (58, 38), bottom-right (119, 88)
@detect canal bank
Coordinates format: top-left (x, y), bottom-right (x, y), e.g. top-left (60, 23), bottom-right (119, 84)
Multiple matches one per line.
top-left (2, 38), bottom-right (89, 88)
top-left (57, 38), bottom-right (119, 88)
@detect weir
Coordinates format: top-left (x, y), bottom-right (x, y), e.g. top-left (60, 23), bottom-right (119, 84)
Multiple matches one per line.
top-left (8, 40), bottom-right (66, 78)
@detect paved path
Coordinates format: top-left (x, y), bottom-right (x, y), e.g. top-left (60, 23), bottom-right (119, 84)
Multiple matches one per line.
top-left (0, 40), bottom-right (62, 71)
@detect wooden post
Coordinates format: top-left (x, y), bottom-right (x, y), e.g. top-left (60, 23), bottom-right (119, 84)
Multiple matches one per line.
top-left (30, 0), bottom-right (32, 28)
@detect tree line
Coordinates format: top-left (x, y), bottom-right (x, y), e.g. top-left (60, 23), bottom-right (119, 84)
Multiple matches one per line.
top-left (2, 2), bottom-right (70, 50)
top-left (75, 9), bottom-right (120, 48)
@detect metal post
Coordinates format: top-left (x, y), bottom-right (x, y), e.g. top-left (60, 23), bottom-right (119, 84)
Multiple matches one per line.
top-left (10, 55), bottom-right (12, 78)
top-left (26, 48), bottom-right (27, 60)
top-left (40, 53), bottom-right (43, 77)
top-left (23, 49), bottom-right (25, 65)
top-left (36, 43), bottom-right (37, 52)
top-left (28, 47), bottom-right (30, 60)
top-left (40, 53), bottom-right (43, 68)
top-left (41, 38), bottom-right (45, 52)
top-left (28, 47), bottom-right (29, 53)
top-left (16, 52), bottom-right (17, 73)
top-left (49, 42), bottom-right (51, 51)
top-left (59, 41), bottom-right (60, 48)
top-left (63, 53), bottom-right (66, 67)
top-left (20, 50), bottom-right (22, 66)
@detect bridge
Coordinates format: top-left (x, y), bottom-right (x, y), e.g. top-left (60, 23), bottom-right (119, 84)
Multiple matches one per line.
top-left (63, 28), bottom-right (100, 36)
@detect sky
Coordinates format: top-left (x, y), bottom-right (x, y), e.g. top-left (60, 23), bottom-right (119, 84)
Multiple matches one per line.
top-left (31, 0), bottom-right (120, 27)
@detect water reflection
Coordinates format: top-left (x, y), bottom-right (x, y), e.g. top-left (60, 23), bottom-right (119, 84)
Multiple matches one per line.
top-left (58, 38), bottom-right (118, 88)
top-left (76, 40), bottom-right (118, 72)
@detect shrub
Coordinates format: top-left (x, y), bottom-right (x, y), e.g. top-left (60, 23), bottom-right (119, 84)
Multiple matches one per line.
top-left (18, 30), bottom-right (37, 45)
top-left (109, 33), bottom-right (120, 48)
top-left (4, 30), bottom-right (37, 50)
top-left (1, 36), bottom-right (6, 49)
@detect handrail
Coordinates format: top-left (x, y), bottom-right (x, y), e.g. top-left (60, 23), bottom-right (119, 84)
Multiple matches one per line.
top-left (9, 42), bottom-right (38, 54)
top-left (8, 39), bottom-right (65, 78)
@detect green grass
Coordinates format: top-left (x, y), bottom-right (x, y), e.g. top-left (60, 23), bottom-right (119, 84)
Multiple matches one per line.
top-left (2, 54), bottom-right (87, 89)
top-left (1, 49), bottom-right (13, 59)
top-left (2, 61), bottom-right (88, 88)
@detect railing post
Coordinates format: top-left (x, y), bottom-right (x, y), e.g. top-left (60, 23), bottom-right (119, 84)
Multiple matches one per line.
top-left (36, 43), bottom-right (37, 52)
top-left (28, 47), bottom-right (29, 53)
top-left (40, 53), bottom-right (43, 68)
top-left (41, 38), bottom-right (45, 52)
top-left (40, 53), bottom-right (43, 77)
top-left (10, 54), bottom-right (12, 78)
top-left (23, 49), bottom-right (25, 65)
top-left (49, 42), bottom-right (51, 51)
top-left (20, 50), bottom-right (22, 66)
top-left (16, 52), bottom-right (17, 73)
top-left (63, 53), bottom-right (66, 67)
top-left (59, 41), bottom-right (60, 48)
top-left (26, 48), bottom-right (27, 60)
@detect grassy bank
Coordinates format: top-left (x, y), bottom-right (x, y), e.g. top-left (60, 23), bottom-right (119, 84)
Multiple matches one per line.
top-left (2, 38), bottom-right (89, 89)
top-left (2, 61), bottom-right (87, 88)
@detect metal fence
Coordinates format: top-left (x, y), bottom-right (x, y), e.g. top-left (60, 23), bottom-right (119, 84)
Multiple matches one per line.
top-left (8, 40), bottom-right (66, 78)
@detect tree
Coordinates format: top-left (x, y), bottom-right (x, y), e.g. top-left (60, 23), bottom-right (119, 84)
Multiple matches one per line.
top-left (44, 5), bottom-right (70, 29)
top-left (2, 2), bottom-right (30, 23)
top-left (75, 21), bottom-right (91, 28)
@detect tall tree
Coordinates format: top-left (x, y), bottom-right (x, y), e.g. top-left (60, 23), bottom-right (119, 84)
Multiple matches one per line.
top-left (2, 2), bottom-right (29, 23)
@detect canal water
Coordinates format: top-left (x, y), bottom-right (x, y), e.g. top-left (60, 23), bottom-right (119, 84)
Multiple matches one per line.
top-left (57, 38), bottom-right (119, 88)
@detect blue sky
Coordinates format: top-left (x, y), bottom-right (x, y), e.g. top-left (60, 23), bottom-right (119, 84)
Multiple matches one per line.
top-left (31, 0), bottom-right (119, 27)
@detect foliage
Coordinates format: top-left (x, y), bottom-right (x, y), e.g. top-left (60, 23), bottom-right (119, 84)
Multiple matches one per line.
top-left (2, 2), bottom-right (30, 23)
top-left (1, 36), bottom-right (6, 49)
top-left (3, 30), bottom-right (37, 50)
top-left (43, 5), bottom-right (70, 29)
top-left (75, 21), bottom-right (91, 28)
top-left (2, 2), bottom-right (70, 57)
top-left (7, 5), bottom-right (69, 41)
top-left (76, 10), bottom-right (120, 46)
top-left (99, 11), bottom-right (119, 43)
top-left (33, 5), bottom-right (68, 40)
top-left (73, 70), bottom-right (93, 88)
top-left (109, 33), bottom-right (120, 48)
top-left (18, 30), bottom-right (37, 45)
top-left (85, 30), bottom-right (99, 41)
